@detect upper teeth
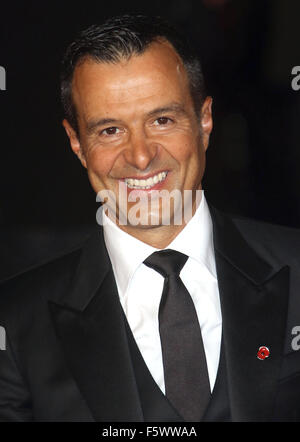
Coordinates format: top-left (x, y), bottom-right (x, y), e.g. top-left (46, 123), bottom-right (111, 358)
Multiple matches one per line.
top-left (125, 171), bottom-right (168, 189)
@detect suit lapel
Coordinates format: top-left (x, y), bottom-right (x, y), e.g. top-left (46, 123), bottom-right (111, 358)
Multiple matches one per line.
top-left (210, 207), bottom-right (290, 421)
top-left (48, 229), bottom-right (143, 422)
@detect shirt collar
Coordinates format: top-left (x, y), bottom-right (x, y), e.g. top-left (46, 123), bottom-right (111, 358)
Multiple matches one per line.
top-left (168, 192), bottom-right (216, 277)
top-left (102, 190), bottom-right (216, 297)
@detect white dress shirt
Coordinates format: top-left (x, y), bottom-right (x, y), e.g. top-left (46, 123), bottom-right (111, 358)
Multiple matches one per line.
top-left (102, 191), bottom-right (222, 393)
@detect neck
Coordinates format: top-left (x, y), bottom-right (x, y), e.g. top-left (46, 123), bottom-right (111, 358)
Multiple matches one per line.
top-left (113, 194), bottom-right (201, 248)
top-left (117, 222), bottom-right (188, 249)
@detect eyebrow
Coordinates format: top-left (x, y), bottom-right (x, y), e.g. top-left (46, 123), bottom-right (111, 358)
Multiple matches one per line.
top-left (85, 102), bottom-right (187, 135)
top-left (147, 103), bottom-right (187, 118)
top-left (86, 118), bottom-right (120, 135)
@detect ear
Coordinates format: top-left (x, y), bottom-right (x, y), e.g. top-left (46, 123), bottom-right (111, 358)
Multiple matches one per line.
top-left (62, 119), bottom-right (87, 168)
top-left (200, 96), bottom-right (213, 151)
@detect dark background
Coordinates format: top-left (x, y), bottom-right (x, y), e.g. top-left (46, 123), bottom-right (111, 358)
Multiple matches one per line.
top-left (1, 0), bottom-right (300, 279)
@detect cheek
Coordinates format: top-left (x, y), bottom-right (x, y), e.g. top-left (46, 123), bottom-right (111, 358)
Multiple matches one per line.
top-left (166, 133), bottom-right (200, 163)
top-left (174, 134), bottom-right (205, 180)
top-left (85, 148), bottom-right (117, 181)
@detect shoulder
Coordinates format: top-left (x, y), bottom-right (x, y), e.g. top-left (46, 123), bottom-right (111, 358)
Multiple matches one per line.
top-left (208, 202), bottom-right (300, 271)
top-left (232, 213), bottom-right (300, 241)
top-left (231, 214), bottom-right (300, 267)
top-left (0, 225), bottom-right (94, 282)
top-left (0, 228), bottom-right (97, 327)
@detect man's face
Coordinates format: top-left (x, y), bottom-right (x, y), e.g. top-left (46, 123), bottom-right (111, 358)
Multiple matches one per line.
top-left (63, 41), bottom-right (212, 235)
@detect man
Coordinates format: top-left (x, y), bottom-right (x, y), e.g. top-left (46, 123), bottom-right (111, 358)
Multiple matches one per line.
top-left (0, 14), bottom-right (300, 422)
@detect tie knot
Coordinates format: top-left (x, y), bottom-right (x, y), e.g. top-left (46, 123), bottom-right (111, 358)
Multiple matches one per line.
top-left (143, 249), bottom-right (188, 278)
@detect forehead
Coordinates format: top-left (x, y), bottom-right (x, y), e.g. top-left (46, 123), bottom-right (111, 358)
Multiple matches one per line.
top-left (71, 42), bottom-right (191, 118)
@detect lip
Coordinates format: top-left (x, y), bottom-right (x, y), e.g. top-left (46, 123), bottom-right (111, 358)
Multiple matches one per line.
top-left (119, 170), bottom-right (170, 193)
top-left (119, 169), bottom-right (170, 181)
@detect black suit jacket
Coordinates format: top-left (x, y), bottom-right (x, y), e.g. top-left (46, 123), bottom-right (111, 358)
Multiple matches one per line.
top-left (1, 206), bottom-right (300, 422)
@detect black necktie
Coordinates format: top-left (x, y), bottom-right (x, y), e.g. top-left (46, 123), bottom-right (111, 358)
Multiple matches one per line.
top-left (144, 249), bottom-right (211, 422)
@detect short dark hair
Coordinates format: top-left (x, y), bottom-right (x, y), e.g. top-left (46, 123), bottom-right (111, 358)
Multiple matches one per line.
top-left (60, 14), bottom-right (206, 134)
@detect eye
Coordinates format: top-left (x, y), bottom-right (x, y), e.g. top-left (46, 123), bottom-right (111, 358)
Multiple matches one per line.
top-left (153, 117), bottom-right (173, 126)
top-left (101, 126), bottom-right (121, 136)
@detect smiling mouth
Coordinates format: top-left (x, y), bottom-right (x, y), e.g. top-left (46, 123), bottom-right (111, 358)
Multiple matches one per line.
top-left (124, 171), bottom-right (168, 190)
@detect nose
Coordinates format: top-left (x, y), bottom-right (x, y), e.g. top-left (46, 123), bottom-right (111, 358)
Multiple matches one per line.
top-left (123, 129), bottom-right (157, 171)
